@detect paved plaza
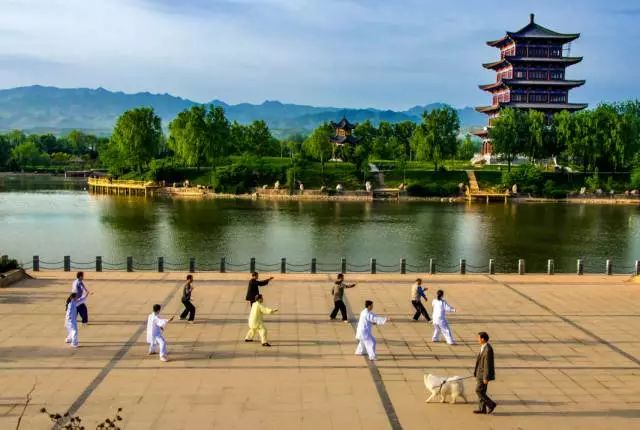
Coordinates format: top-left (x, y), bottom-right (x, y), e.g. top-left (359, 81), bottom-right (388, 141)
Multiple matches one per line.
top-left (1, 272), bottom-right (639, 429)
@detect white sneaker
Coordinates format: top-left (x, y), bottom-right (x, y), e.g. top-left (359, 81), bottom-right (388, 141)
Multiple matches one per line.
top-left (65, 339), bottom-right (71, 344)
top-left (160, 356), bottom-right (169, 362)
top-left (71, 344), bottom-right (79, 348)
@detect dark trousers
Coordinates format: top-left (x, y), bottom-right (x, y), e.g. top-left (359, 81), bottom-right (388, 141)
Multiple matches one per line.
top-left (180, 299), bottom-right (196, 321)
top-left (475, 380), bottom-right (496, 412)
top-left (411, 300), bottom-right (430, 321)
top-left (76, 303), bottom-right (88, 324)
top-left (330, 300), bottom-right (347, 320)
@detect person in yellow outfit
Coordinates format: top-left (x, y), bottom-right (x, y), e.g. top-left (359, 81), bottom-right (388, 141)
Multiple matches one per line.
top-left (244, 294), bottom-right (279, 347)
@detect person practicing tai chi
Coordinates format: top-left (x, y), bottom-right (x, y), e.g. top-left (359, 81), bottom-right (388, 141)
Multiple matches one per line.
top-left (473, 331), bottom-right (497, 414)
top-left (410, 278), bottom-right (430, 322)
top-left (245, 294), bottom-right (278, 347)
top-left (147, 304), bottom-right (174, 362)
top-left (71, 272), bottom-right (90, 324)
top-left (179, 275), bottom-right (196, 323)
top-left (64, 291), bottom-right (88, 347)
top-left (330, 273), bottom-right (356, 322)
top-left (246, 272), bottom-right (274, 306)
top-left (355, 300), bottom-right (389, 361)
top-left (431, 289), bottom-right (456, 344)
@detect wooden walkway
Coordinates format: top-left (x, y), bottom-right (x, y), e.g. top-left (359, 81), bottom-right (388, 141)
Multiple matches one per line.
top-left (87, 177), bottom-right (161, 196)
top-left (466, 170), bottom-right (510, 202)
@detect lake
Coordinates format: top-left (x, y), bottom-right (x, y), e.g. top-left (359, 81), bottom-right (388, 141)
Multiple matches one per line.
top-left (1, 175), bottom-right (639, 273)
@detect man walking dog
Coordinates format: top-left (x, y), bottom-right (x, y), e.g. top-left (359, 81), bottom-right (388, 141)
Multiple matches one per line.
top-left (473, 331), bottom-right (496, 414)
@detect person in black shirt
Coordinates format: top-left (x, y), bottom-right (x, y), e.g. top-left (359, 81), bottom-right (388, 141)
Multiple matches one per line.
top-left (246, 272), bottom-right (274, 305)
top-left (179, 275), bottom-right (196, 322)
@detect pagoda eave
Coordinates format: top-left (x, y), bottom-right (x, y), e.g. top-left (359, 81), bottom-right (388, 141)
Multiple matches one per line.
top-left (505, 102), bottom-right (588, 111)
top-left (479, 79), bottom-right (586, 92)
top-left (482, 56), bottom-right (583, 70)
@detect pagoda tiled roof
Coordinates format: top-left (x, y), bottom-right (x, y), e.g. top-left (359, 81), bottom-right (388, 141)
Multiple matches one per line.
top-left (487, 14), bottom-right (579, 47)
top-left (330, 134), bottom-right (358, 145)
top-left (482, 56), bottom-right (583, 70)
top-left (330, 116), bottom-right (357, 130)
top-left (476, 102), bottom-right (588, 114)
top-left (479, 79), bottom-right (586, 92)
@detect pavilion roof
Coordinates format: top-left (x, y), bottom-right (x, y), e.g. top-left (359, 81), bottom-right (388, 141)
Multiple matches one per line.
top-left (482, 56), bottom-right (583, 70)
top-left (330, 116), bottom-right (357, 130)
top-left (330, 134), bottom-right (358, 145)
top-left (487, 14), bottom-right (580, 47)
top-left (479, 79), bottom-right (586, 92)
top-left (475, 102), bottom-right (588, 114)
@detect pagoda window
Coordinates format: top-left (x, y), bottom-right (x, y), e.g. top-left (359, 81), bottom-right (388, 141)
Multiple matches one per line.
top-left (515, 46), bottom-right (527, 56)
top-left (528, 69), bottom-right (548, 80)
top-left (529, 92), bottom-right (549, 103)
top-left (550, 70), bottom-right (564, 80)
top-left (549, 47), bottom-right (562, 57)
top-left (550, 93), bottom-right (567, 103)
top-left (514, 69), bottom-right (526, 79)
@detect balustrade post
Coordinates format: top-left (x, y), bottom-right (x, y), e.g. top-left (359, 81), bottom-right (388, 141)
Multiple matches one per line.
top-left (429, 258), bottom-right (436, 275)
top-left (96, 256), bottom-right (102, 272)
top-left (311, 258), bottom-right (317, 274)
top-left (459, 259), bottom-right (466, 275)
top-left (33, 256), bottom-right (39, 272)
top-left (518, 259), bottom-right (525, 275)
top-left (64, 256), bottom-right (71, 272)
top-left (635, 260), bottom-right (639, 276)
top-left (220, 257), bottom-right (226, 273)
top-left (547, 259), bottom-right (554, 275)
top-left (606, 259), bottom-right (612, 276)
top-left (281, 258), bottom-right (286, 274)
top-left (489, 258), bottom-right (495, 275)
top-left (158, 257), bottom-right (164, 273)
top-left (400, 258), bottom-right (406, 274)
top-left (341, 257), bottom-right (347, 274)
top-left (189, 257), bottom-right (196, 273)
top-left (577, 259), bottom-right (584, 275)
top-left (250, 257), bottom-right (256, 273)
top-left (370, 258), bottom-right (376, 274)
top-left (126, 256), bottom-right (133, 272)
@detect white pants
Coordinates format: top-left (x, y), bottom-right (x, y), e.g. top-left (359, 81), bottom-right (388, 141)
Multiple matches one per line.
top-left (148, 335), bottom-right (167, 358)
top-left (432, 321), bottom-right (455, 344)
top-left (355, 337), bottom-right (377, 360)
top-left (65, 322), bottom-right (78, 346)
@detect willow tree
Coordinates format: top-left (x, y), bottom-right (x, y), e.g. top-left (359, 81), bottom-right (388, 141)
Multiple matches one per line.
top-left (421, 106), bottom-right (460, 171)
top-left (303, 122), bottom-right (333, 180)
top-left (489, 107), bottom-right (524, 172)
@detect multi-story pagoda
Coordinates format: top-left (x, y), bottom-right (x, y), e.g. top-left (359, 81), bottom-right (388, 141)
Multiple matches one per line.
top-left (330, 117), bottom-right (358, 160)
top-left (475, 14), bottom-right (587, 159)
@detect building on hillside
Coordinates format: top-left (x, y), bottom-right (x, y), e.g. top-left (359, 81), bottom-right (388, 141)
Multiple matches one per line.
top-left (330, 117), bottom-right (358, 161)
top-left (473, 13), bottom-right (587, 165)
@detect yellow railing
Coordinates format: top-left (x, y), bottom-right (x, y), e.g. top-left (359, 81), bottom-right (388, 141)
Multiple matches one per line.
top-left (87, 177), bottom-right (156, 188)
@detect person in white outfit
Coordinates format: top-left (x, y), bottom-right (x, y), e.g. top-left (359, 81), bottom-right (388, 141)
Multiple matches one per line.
top-left (147, 304), bottom-right (173, 362)
top-left (431, 290), bottom-right (456, 345)
top-left (64, 291), bottom-right (87, 347)
top-left (355, 300), bottom-right (389, 361)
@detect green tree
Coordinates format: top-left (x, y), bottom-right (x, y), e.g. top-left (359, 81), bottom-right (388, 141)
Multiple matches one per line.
top-left (66, 130), bottom-right (98, 155)
top-left (392, 121), bottom-right (417, 160)
top-left (457, 135), bottom-right (476, 160)
top-left (247, 120), bottom-right (277, 156)
top-left (109, 107), bottom-right (162, 173)
top-left (422, 106), bottom-right (460, 171)
top-left (168, 106), bottom-right (209, 170)
top-left (409, 126), bottom-right (428, 161)
top-left (526, 110), bottom-right (545, 161)
top-left (0, 135), bottom-right (11, 168)
top-left (10, 141), bottom-right (49, 168)
top-left (303, 122), bottom-right (333, 181)
top-left (489, 107), bottom-right (524, 171)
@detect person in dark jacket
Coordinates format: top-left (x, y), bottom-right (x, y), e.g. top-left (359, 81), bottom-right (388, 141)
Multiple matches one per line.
top-left (330, 273), bottom-right (356, 322)
top-left (179, 275), bottom-right (196, 322)
top-left (246, 272), bottom-right (274, 305)
top-left (473, 331), bottom-right (496, 414)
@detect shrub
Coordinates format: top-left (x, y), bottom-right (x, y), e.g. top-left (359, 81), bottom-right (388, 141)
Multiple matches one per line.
top-left (585, 169), bottom-right (600, 192)
top-left (501, 164), bottom-right (544, 192)
top-left (631, 167), bottom-right (640, 189)
top-left (406, 183), bottom-right (459, 197)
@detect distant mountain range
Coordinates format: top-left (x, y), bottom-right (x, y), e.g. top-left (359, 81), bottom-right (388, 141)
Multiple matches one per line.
top-left (0, 86), bottom-right (485, 137)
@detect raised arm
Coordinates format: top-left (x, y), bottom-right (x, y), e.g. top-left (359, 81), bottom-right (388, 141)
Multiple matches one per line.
top-left (366, 312), bottom-right (387, 325)
top-left (259, 304), bottom-right (278, 315)
top-left (443, 300), bottom-right (456, 313)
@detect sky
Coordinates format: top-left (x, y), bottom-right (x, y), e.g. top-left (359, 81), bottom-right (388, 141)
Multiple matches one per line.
top-left (0, 0), bottom-right (639, 110)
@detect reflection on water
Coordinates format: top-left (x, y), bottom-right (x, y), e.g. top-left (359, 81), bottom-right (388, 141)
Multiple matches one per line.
top-left (0, 178), bottom-right (639, 273)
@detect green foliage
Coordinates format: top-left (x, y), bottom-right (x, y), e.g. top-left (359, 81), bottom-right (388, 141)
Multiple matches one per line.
top-left (631, 167), bottom-right (640, 189)
top-left (490, 108), bottom-right (527, 171)
top-left (109, 107), bottom-right (162, 173)
top-left (211, 155), bottom-right (286, 194)
top-left (168, 105), bottom-right (230, 170)
top-left (501, 164), bottom-right (544, 193)
top-left (405, 182), bottom-right (460, 197)
top-left (10, 141), bottom-right (50, 168)
top-left (303, 122), bottom-right (333, 164)
top-left (0, 257), bottom-right (19, 272)
top-left (457, 135), bottom-right (476, 160)
top-left (585, 169), bottom-right (601, 192)
top-left (419, 106), bottom-right (460, 171)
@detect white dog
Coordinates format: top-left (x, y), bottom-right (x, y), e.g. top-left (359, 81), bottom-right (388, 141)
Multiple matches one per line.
top-left (424, 374), bottom-right (468, 404)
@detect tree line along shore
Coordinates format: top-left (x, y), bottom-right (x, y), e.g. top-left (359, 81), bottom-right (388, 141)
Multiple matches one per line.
top-left (1, 101), bottom-right (640, 198)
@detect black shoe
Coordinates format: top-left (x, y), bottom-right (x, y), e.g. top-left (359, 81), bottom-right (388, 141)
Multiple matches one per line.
top-left (244, 339), bottom-right (253, 342)
top-left (179, 317), bottom-right (186, 321)
top-left (262, 343), bottom-right (271, 347)
top-left (487, 404), bottom-right (497, 414)
top-left (473, 410), bottom-right (487, 414)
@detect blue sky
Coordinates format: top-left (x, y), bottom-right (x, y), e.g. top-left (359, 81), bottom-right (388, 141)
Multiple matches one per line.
top-left (0, 0), bottom-right (638, 109)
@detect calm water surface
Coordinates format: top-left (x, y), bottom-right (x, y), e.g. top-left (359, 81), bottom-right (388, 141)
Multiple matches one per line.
top-left (1, 175), bottom-right (639, 273)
